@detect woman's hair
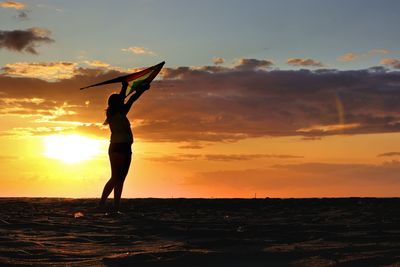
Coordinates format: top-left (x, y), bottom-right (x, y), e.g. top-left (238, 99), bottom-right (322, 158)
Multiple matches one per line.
top-left (104, 94), bottom-right (123, 125)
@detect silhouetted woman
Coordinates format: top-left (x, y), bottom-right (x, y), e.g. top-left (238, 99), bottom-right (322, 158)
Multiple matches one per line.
top-left (99, 80), bottom-right (150, 211)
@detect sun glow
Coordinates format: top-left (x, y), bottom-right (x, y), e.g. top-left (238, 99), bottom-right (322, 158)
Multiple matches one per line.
top-left (43, 134), bottom-right (103, 163)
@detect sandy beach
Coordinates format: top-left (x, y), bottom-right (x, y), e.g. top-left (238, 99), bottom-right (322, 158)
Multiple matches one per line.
top-left (1, 198), bottom-right (400, 266)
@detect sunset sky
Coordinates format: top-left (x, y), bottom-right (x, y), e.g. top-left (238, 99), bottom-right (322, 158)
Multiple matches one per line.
top-left (1, 0), bottom-right (400, 198)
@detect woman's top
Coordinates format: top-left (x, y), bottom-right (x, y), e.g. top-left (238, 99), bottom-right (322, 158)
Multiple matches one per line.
top-left (108, 112), bottom-right (133, 144)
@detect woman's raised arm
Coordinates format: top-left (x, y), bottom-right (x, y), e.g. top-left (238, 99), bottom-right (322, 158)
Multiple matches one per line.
top-left (123, 83), bottom-right (150, 114)
top-left (119, 80), bottom-right (129, 97)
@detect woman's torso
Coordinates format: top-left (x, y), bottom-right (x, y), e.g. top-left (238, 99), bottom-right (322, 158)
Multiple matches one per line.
top-left (108, 112), bottom-right (133, 144)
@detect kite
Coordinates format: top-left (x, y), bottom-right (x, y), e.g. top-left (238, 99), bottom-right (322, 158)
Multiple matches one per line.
top-left (80, 61), bottom-right (165, 97)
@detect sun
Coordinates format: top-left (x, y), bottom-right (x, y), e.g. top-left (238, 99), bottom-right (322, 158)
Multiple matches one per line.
top-left (43, 134), bottom-right (103, 163)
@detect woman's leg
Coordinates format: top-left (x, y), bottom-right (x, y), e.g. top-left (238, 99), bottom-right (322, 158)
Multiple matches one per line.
top-left (99, 152), bottom-right (126, 207)
top-left (113, 153), bottom-right (132, 211)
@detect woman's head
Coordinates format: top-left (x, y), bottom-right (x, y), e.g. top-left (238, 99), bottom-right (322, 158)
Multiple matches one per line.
top-left (104, 94), bottom-right (124, 124)
top-left (108, 93), bottom-right (123, 109)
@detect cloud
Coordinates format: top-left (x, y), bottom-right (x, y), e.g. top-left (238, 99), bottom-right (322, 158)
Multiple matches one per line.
top-left (380, 58), bottom-right (400, 69)
top-left (2, 61), bottom-right (78, 80)
top-left (0, 66), bottom-right (132, 132)
top-left (17, 10), bottom-right (28, 19)
top-left (80, 60), bottom-right (122, 73)
top-left (337, 53), bottom-right (359, 62)
top-left (13, 124), bottom-right (107, 138)
top-left (0, 1), bottom-right (25, 9)
top-left (368, 49), bottom-right (390, 55)
top-left (121, 46), bottom-right (156, 55)
top-left (178, 144), bottom-right (204, 149)
top-left (233, 58), bottom-right (273, 71)
top-left (146, 64), bottom-right (400, 142)
top-left (377, 152), bottom-right (400, 157)
top-left (145, 154), bottom-right (201, 162)
top-left (0, 97), bottom-right (53, 117)
top-left (145, 153), bottom-right (302, 162)
top-left (204, 154), bottom-right (303, 161)
top-left (287, 58), bottom-right (323, 67)
top-left (296, 123), bottom-right (361, 134)
top-left (2, 60), bottom-right (121, 81)
top-left (212, 57), bottom-right (225, 65)
top-left (82, 60), bottom-right (111, 69)
top-left (0, 97), bottom-right (84, 123)
top-left (0, 97), bottom-right (45, 105)
top-left (0, 0), bottom-right (30, 20)
top-left (2, 60), bottom-right (400, 143)
top-left (0, 28), bottom-right (54, 54)
top-left (338, 49), bottom-right (392, 63)
top-left (186, 161), bottom-right (400, 196)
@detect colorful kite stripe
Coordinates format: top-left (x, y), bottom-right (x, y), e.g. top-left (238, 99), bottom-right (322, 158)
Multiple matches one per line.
top-left (125, 70), bottom-right (154, 96)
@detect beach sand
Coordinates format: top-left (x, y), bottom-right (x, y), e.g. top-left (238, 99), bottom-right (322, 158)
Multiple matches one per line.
top-left (1, 198), bottom-right (400, 266)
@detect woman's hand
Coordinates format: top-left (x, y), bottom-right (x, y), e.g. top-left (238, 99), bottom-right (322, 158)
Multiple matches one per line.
top-left (119, 80), bottom-right (129, 97)
top-left (140, 83), bottom-right (150, 91)
top-left (123, 82), bottom-right (151, 114)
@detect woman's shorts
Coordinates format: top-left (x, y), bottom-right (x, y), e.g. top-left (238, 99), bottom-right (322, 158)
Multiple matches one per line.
top-left (108, 142), bottom-right (132, 155)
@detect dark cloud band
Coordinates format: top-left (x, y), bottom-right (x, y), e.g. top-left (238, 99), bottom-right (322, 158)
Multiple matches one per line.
top-left (1, 61), bottom-right (400, 142)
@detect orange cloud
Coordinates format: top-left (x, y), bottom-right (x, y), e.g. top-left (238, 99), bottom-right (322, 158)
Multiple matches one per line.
top-left (287, 58), bottom-right (323, 67)
top-left (178, 143), bottom-right (204, 149)
top-left (380, 58), bottom-right (400, 69)
top-left (338, 49), bottom-right (392, 63)
top-left (7, 123), bottom-right (107, 139)
top-left (296, 123), bottom-right (361, 134)
top-left (145, 154), bottom-right (201, 162)
top-left (204, 154), bottom-right (302, 161)
top-left (145, 153), bottom-right (302, 162)
top-left (2, 60), bottom-right (122, 81)
top-left (2, 61), bottom-right (77, 80)
top-left (0, 1), bottom-right (25, 9)
top-left (121, 46), bottom-right (156, 55)
top-left (377, 152), bottom-right (400, 157)
top-left (1, 97), bottom-right (45, 105)
top-left (337, 53), bottom-right (358, 62)
top-left (212, 57), bottom-right (225, 65)
top-left (0, 97), bottom-right (83, 124)
top-left (82, 60), bottom-right (110, 69)
top-left (368, 49), bottom-right (390, 55)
